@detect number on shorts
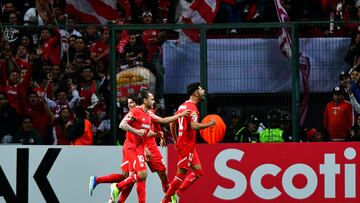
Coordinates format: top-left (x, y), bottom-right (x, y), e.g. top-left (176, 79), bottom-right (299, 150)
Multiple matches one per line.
top-left (137, 155), bottom-right (145, 163)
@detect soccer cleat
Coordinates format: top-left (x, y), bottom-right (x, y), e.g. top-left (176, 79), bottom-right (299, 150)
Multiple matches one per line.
top-left (110, 183), bottom-right (120, 202)
top-left (171, 193), bottom-right (179, 203)
top-left (88, 176), bottom-right (97, 196)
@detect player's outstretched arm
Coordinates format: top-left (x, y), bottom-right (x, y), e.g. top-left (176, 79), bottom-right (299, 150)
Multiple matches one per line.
top-left (154, 110), bottom-right (191, 124)
top-left (190, 119), bottom-right (216, 131)
top-left (119, 116), bottom-right (145, 136)
top-left (148, 130), bottom-right (163, 138)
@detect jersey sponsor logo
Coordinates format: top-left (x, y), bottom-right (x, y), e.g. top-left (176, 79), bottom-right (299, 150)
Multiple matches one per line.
top-left (141, 124), bottom-right (151, 129)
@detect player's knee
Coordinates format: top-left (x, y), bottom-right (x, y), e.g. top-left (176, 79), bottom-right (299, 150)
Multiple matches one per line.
top-left (138, 171), bottom-right (147, 180)
top-left (193, 169), bottom-right (203, 177)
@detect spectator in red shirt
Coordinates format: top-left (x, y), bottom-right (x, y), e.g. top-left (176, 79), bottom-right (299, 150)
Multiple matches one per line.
top-left (39, 28), bottom-right (61, 65)
top-left (141, 11), bottom-right (166, 110)
top-left (323, 86), bottom-right (354, 141)
top-left (52, 106), bottom-right (72, 145)
top-left (90, 27), bottom-right (110, 64)
top-left (23, 91), bottom-right (55, 144)
top-left (15, 45), bottom-right (32, 70)
top-left (78, 66), bottom-right (100, 108)
top-left (4, 62), bottom-right (32, 114)
top-left (83, 25), bottom-right (100, 47)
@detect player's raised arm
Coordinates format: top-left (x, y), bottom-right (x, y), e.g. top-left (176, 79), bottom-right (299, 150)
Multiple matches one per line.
top-left (190, 119), bottom-right (216, 131)
top-left (119, 114), bottom-right (145, 136)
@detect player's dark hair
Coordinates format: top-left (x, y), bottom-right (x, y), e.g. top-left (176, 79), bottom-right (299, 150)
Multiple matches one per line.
top-left (139, 89), bottom-right (151, 103)
top-left (128, 93), bottom-right (140, 105)
top-left (186, 82), bottom-right (201, 97)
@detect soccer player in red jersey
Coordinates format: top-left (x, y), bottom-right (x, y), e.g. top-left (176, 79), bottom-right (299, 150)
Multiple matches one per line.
top-left (161, 82), bottom-right (216, 203)
top-left (88, 95), bottom-right (138, 200)
top-left (116, 97), bottom-right (189, 203)
top-left (89, 93), bottom-right (189, 203)
top-left (110, 90), bottom-right (189, 203)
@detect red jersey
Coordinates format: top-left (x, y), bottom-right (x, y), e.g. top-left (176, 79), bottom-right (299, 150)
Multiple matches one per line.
top-left (41, 29), bottom-right (61, 65)
top-left (123, 106), bottom-right (152, 150)
top-left (323, 100), bottom-right (354, 140)
top-left (4, 65), bottom-right (32, 114)
top-left (90, 41), bottom-right (109, 57)
top-left (144, 109), bottom-right (162, 147)
top-left (175, 100), bottom-right (199, 153)
top-left (23, 103), bottom-right (50, 142)
top-left (141, 29), bottom-right (161, 61)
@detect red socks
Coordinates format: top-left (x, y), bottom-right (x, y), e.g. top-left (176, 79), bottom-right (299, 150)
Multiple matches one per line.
top-left (96, 174), bottom-right (124, 183)
top-left (177, 172), bottom-right (200, 196)
top-left (119, 184), bottom-right (134, 203)
top-left (116, 174), bottom-right (141, 189)
top-left (136, 180), bottom-right (146, 203)
top-left (162, 174), bottom-right (185, 202)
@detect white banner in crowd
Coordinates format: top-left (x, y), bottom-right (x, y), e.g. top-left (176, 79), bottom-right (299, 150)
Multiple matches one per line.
top-left (163, 38), bottom-right (350, 93)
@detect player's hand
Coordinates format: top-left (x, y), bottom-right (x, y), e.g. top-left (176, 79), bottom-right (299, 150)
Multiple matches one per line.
top-left (144, 147), bottom-right (151, 161)
top-left (137, 129), bottom-right (146, 136)
top-left (158, 132), bottom-right (167, 148)
top-left (179, 109), bottom-right (191, 117)
top-left (156, 131), bottom-right (164, 138)
top-left (209, 119), bottom-right (216, 126)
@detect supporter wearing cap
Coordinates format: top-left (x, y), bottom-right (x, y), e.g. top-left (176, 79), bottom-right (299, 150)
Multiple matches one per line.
top-left (235, 114), bottom-right (260, 143)
top-left (142, 10), bottom-right (153, 20)
top-left (323, 86), bottom-right (354, 141)
top-left (306, 128), bottom-right (325, 142)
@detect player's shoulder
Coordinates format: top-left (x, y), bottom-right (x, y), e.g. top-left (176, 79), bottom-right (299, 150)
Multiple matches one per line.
top-left (179, 100), bottom-right (196, 108)
top-left (130, 106), bottom-right (142, 114)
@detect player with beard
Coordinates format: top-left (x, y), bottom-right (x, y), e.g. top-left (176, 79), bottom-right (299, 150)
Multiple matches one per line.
top-left (161, 82), bottom-right (216, 203)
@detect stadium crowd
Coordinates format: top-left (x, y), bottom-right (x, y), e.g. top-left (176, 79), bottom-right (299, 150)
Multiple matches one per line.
top-left (1, 0), bottom-right (360, 145)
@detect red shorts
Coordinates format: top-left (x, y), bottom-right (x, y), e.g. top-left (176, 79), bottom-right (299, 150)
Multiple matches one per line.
top-left (120, 157), bottom-right (130, 172)
top-left (123, 148), bottom-right (147, 172)
top-left (146, 145), bottom-right (166, 172)
top-left (177, 148), bottom-right (201, 169)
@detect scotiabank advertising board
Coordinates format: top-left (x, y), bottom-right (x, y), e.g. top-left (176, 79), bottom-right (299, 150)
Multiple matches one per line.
top-left (167, 143), bottom-right (360, 203)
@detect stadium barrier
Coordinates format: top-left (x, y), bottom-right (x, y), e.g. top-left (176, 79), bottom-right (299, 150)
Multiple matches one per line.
top-left (1, 143), bottom-right (360, 202)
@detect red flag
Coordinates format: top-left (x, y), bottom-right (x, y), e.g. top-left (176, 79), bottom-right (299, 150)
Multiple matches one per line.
top-left (274, 0), bottom-right (311, 126)
top-left (180, 0), bottom-right (221, 42)
top-left (66, 0), bottom-right (120, 24)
